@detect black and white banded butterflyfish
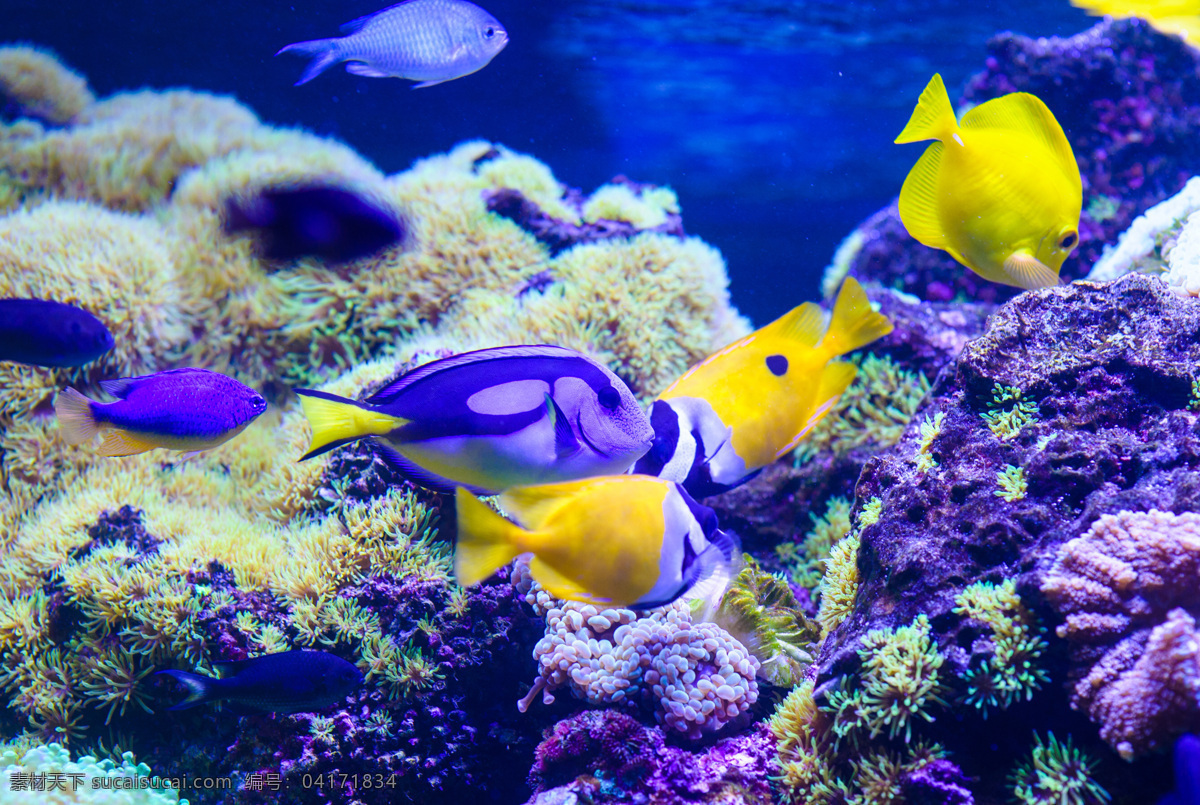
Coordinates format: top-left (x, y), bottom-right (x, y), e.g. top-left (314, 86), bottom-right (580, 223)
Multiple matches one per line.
top-left (294, 345), bottom-right (654, 494)
top-left (633, 277), bottom-right (894, 498)
top-left (454, 474), bottom-right (741, 611)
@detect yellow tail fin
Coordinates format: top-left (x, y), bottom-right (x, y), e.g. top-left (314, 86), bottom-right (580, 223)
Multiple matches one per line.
top-left (54, 387), bottom-right (100, 445)
top-left (895, 73), bottom-right (958, 144)
top-left (294, 389), bottom-right (407, 460)
top-left (819, 277), bottom-right (895, 358)
top-left (455, 489), bottom-right (529, 587)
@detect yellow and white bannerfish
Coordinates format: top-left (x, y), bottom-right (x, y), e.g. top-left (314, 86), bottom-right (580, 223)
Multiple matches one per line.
top-left (895, 73), bottom-right (1083, 290)
top-left (631, 276), bottom-right (894, 497)
top-left (454, 475), bottom-right (740, 610)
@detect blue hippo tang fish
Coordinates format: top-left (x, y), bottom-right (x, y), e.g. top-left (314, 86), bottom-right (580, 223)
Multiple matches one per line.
top-left (894, 73), bottom-right (1082, 291)
top-left (294, 345), bottom-right (654, 494)
top-left (0, 298), bottom-right (114, 368)
top-left (455, 475), bottom-right (741, 610)
top-left (55, 368), bottom-right (267, 457)
top-left (633, 277), bottom-right (893, 498)
top-left (277, 0), bottom-right (508, 88)
top-left (157, 650), bottom-right (363, 714)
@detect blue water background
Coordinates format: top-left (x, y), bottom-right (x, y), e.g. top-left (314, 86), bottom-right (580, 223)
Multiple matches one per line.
top-left (6, 0), bottom-right (1096, 325)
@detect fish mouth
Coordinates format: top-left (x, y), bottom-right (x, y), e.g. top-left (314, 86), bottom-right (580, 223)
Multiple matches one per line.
top-left (576, 414), bottom-right (609, 459)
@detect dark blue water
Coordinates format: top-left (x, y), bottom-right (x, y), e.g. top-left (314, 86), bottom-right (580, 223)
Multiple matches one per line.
top-left (5, 0), bottom-right (1096, 325)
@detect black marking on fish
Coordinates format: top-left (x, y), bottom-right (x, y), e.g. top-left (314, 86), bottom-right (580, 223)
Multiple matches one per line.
top-left (766, 354), bottom-right (789, 376)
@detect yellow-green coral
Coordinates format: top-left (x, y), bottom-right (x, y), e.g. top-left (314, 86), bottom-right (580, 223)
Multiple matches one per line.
top-left (795, 353), bottom-right (931, 463)
top-left (0, 45), bottom-right (93, 125)
top-left (708, 556), bottom-right (819, 687)
top-left (982, 383), bottom-right (1039, 441)
top-left (1009, 732), bottom-right (1111, 805)
top-left (953, 580), bottom-right (1049, 716)
top-left (826, 614), bottom-right (947, 743)
top-left (582, 182), bottom-right (679, 229)
top-left (996, 464), bottom-right (1028, 502)
top-left (915, 412), bottom-right (944, 473)
top-left (778, 497), bottom-right (852, 591)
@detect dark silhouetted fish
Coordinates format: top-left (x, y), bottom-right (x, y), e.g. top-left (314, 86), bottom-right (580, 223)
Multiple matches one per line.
top-left (0, 298), bottom-right (114, 368)
top-left (223, 184), bottom-right (406, 264)
top-left (157, 650), bottom-right (364, 714)
top-left (1162, 734), bottom-right (1200, 805)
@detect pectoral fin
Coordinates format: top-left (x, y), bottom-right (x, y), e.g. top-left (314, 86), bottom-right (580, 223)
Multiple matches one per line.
top-left (545, 394), bottom-right (580, 459)
top-left (1003, 252), bottom-right (1061, 290)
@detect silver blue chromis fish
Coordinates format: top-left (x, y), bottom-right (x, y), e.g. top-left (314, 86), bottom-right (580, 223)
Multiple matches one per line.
top-left (294, 345), bottom-right (654, 494)
top-left (277, 0), bottom-right (508, 88)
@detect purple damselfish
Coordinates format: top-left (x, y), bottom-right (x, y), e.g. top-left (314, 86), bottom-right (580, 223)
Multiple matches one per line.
top-left (224, 183), bottom-right (406, 265)
top-left (294, 345), bottom-right (654, 494)
top-left (55, 368), bottom-right (267, 457)
top-left (277, 0), bottom-right (508, 88)
top-left (157, 650), bottom-right (363, 714)
top-left (0, 298), bottom-right (114, 368)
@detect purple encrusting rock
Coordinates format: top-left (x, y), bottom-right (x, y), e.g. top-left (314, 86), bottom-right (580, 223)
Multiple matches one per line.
top-left (839, 18), bottom-right (1200, 303)
top-left (525, 710), bottom-right (774, 805)
top-left (813, 274), bottom-right (1200, 802)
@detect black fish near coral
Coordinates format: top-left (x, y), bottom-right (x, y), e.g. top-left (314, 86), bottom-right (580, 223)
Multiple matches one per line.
top-left (224, 183), bottom-right (406, 264)
top-left (0, 298), bottom-right (114, 368)
top-left (157, 650), bottom-right (364, 714)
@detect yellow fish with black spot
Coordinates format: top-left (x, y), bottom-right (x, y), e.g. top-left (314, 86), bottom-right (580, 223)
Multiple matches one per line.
top-left (631, 276), bottom-right (894, 497)
top-left (895, 73), bottom-right (1083, 290)
top-left (454, 475), bottom-right (740, 610)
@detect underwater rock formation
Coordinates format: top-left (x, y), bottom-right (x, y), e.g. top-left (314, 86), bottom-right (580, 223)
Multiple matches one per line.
top-left (806, 273), bottom-right (1198, 801)
top-left (827, 18), bottom-right (1200, 303)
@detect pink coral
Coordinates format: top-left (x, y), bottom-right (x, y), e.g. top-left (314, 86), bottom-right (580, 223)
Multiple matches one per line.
top-left (1041, 509), bottom-right (1200, 758)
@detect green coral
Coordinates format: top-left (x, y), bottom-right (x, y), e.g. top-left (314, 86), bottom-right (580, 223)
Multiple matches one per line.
top-left (795, 353), bottom-right (931, 463)
top-left (953, 580), bottom-right (1049, 716)
top-left (708, 556), bottom-right (820, 687)
top-left (777, 497), bottom-right (852, 591)
top-left (813, 497), bottom-right (879, 638)
top-left (1190, 375), bottom-right (1200, 411)
top-left (769, 679), bottom-right (950, 805)
top-left (826, 614), bottom-right (947, 743)
top-left (0, 742), bottom-right (186, 804)
top-left (982, 383), bottom-right (1039, 441)
top-left (1085, 194), bottom-right (1121, 223)
top-left (914, 412), bottom-right (944, 473)
top-left (995, 464), bottom-right (1028, 502)
top-left (1009, 732), bottom-right (1111, 805)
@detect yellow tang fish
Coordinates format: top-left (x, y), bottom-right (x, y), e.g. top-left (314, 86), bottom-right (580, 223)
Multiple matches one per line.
top-left (454, 475), bottom-right (740, 610)
top-left (631, 276), bottom-right (894, 497)
top-left (1070, 0), bottom-right (1200, 41)
top-left (895, 73), bottom-right (1083, 290)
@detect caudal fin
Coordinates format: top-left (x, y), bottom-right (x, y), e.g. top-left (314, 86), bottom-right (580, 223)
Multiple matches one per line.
top-left (156, 669), bottom-right (214, 711)
top-left (54, 387), bottom-right (100, 445)
top-left (276, 39), bottom-right (342, 86)
top-left (294, 388), bottom-right (406, 461)
top-left (895, 73), bottom-right (958, 144)
top-left (454, 489), bottom-right (528, 587)
top-left (819, 277), bottom-right (894, 358)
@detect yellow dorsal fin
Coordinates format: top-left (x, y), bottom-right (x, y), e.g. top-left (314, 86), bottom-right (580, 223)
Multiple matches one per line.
top-left (768, 301), bottom-right (825, 347)
top-left (898, 141), bottom-right (950, 250)
top-left (528, 556), bottom-right (603, 604)
top-left (961, 92), bottom-right (1081, 196)
top-left (97, 429), bottom-right (158, 457)
top-left (454, 489), bottom-right (529, 587)
top-left (895, 74), bottom-right (958, 144)
top-left (819, 277), bottom-right (895, 358)
top-left (1002, 252), bottom-right (1062, 290)
top-left (777, 360), bottom-right (859, 457)
top-left (500, 479), bottom-right (597, 530)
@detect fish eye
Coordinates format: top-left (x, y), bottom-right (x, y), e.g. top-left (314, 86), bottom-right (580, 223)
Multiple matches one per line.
top-left (597, 385), bottom-right (621, 410)
top-left (1058, 231), bottom-right (1078, 250)
top-left (484, 26), bottom-right (495, 38)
